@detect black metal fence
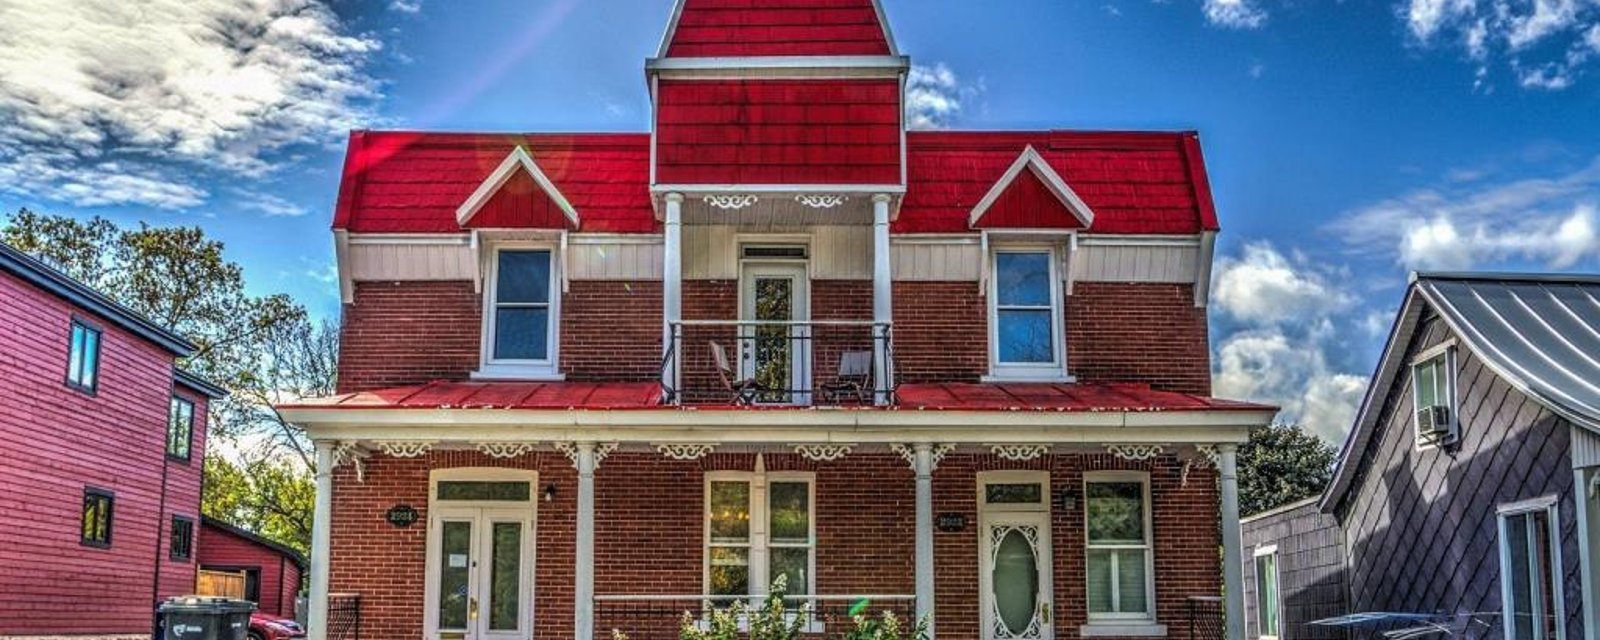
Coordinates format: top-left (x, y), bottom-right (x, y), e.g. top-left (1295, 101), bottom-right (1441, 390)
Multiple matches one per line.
top-left (595, 595), bottom-right (917, 639)
top-left (1187, 596), bottom-right (1224, 640)
top-left (662, 321), bottom-right (895, 406)
top-left (328, 593), bottom-right (362, 640)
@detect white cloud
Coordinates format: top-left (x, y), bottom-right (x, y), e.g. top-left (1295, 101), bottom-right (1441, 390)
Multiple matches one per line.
top-left (1333, 157), bottom-right (1600, 270)
top-left (1588, 25), bottom-right (1600, 51)
top-left (1204, 0), bottom-right (1268, 29)
top-left (1211, 243), bottom-right (1369, 442)
top-left (389, 0), bottom-right (422, 13)
top-left (906, 63), bottom-right (981, 130)
top-left (0, 0), bottom-right (380, 211)
top-left (236, 190), bottom-right (310, 217)
top-left (1402, 0), bottom-right (1600, 89)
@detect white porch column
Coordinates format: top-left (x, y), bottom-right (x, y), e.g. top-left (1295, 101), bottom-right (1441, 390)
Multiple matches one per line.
top-left (575, 442), bottom-right (598, 640)
top-left (1218, 444), bottom-right (1245, 640)
top-left (308, 441), bottom-right (335, 640)
top-left (872, 194), bottom-right (894, 405)
top-left (913, 443), bottom-right (936, 637)
top-left (663, 193), bottom-right (684, 398)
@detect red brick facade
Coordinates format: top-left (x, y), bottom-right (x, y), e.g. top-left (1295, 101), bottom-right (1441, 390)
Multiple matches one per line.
top-left (1067, 282), bottom-right (1212, 396)
top-left (329, 452), bottom-right (1220, 639)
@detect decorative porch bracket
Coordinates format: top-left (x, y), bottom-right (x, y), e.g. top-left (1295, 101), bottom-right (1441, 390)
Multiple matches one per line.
top-left (477, 442), bottom-right (538, 459)
top-left (793, 443), bottom-right (854, 462)
top-left (655, 443), bottom-right (716, 460)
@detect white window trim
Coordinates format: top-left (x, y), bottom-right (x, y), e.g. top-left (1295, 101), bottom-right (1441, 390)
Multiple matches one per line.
top-left (1084, 470), bottom-right (1156, 624)
top-left (1412, 340), bottom-right (1459, 450)
top-left (703, 471), bottom-right (817, 600)
top-left (1498, 496), bottom-right (1566, 640)
top-left (475, 243), bottom-right (564, 381)
top-left (422, 468), bottom-right (539, 640)
top-left (1253, 545), bottom-right (1282, 640)
top-left (977, 469), bottom-right (1051, 513)
top-left (985, 243), bottom-right (1071, 383)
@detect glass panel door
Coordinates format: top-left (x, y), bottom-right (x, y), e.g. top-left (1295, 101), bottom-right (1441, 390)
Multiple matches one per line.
top-left (435, 517), bottom-right (476, 640)
top-left (429, 508), bottom-right (531, 640)
top-left (740, 263), bottom-right (809, 405)
top-left (479, 512), bottom-right (529, 640)
top-left (981, 512), bottom-right (1053, 640)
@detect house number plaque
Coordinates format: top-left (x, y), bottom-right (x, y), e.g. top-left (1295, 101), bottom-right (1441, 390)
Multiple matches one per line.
top-left (386, 505), bottom-right (419, 528)
top-left (936, 513), bottom-right (967, 532)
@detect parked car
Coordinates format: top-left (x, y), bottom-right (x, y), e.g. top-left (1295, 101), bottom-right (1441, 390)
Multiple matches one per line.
top-left (248, 612), bottom-right (305, 640)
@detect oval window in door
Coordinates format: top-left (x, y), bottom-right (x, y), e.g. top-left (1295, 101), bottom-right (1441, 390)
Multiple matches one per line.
top-left (993, 527), bottom-right (1040, 635)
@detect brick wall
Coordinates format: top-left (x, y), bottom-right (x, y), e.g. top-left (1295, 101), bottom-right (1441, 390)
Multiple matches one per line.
top-left (329, 451), bottom-right (1219, 640)
top-left (893, 282), bottom-right (989, 383)
top-left (1067, 282), bottom-right (1211, 396)
top-left (561, 281), bottom-right (663, 382)
top-left (338, 281), bottom-right (482, 394)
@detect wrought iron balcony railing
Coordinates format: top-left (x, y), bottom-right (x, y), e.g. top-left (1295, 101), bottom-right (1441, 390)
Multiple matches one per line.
top-left (661, 320), bottom-right (895, 407)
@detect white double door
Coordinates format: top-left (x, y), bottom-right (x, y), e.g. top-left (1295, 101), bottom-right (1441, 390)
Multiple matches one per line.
top-left (426, 507), bottom-right (533, 640)
top-left (980, 512), bottom-right (1055, 640)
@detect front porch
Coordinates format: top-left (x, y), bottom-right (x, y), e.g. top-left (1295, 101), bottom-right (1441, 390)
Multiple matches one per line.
top-left (283, 395), bottom-right (1269, 640)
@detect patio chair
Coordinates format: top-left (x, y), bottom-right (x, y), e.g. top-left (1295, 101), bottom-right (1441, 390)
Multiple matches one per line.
top-left (710, 342), bottom-right (762, 406)
top-left (821, 351), bottom-right (873, 405)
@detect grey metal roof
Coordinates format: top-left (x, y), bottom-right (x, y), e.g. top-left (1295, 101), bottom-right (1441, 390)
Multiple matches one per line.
top-left (1322, 272), bottom-right (1600, 512)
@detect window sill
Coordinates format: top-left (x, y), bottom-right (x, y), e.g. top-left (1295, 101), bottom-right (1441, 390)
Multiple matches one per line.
top-left (981, 373), bottom-right (1076, 384)
top-left (471, 364), bottom-right (565, 382)
top-left (1079, 623), bottom-right (1167, 637)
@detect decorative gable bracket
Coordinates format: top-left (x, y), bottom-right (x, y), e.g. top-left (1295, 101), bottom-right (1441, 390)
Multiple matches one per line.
top-left (456, 146), bottom-right (581, 230)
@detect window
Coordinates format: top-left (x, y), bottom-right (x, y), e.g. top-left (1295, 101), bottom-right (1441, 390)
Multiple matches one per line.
top-left (989, 248), bottom-right (1065, 380)
top-left (1085, 473), bottom-right (1153, 621)
top-left (170, 516), bottom-right (194, 561)
top-left (706, 473), bottom-right (814, 599)
top-left (81, 488), bottom-right (113, 547)
top-left (66, 320), bottom-right (101, 392)
top-left (167, 396), bottom-right (195, 460)
top-left (480, 248), bottom-right (558, 378)
top-left (1413, 343), bottom-right (1458, 447)
top-left (1254, 546), bottom-right (1281, 639)
top-left (1499, 498), bottom-right (1564, 640)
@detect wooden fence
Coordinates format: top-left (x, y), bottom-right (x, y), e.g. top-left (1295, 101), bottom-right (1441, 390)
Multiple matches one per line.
top-left (197, 569), bottom-right (248, 599)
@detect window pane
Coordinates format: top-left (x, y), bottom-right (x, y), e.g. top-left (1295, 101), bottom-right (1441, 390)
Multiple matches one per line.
top-left (436, 482), bottom-right (531, 502)
top-left (1087, 549), bottom-right (1114, 614)
top-left (68, 325), bottom-right (85, 383)
top-left (1115, 549), bottom-right (1149, 615)
top-left (438, 521), bottom-right (471, 630)
top-left (986, 483), bottom-right (1043, 505)
top-left (1256, 554), bottom-right (1279, 636)
top-left (1507, 513), bottom-right (1533, 640)
top-left (490, 522), bottom-right (522, 631)
top-left (81, 329), bottom-right (99, 387)
top-left (1087, 482), bottom-right (1145, 543)
top-left (709, 482), bottom-right (750, 543)
top-left (709, 547), bottom-right (750, 596)
top-left (770, 547), bottom-right (810, 596)
top-left (168, 399), bottom-right (192, 458)
top-left (1416, 360), bottom-right (1438, 408)
top-left (496, 251), bottom-right (551, 304)
top-left (493, 308), bottom-right (549, 360)
top-left (993, 528), bottom-right (1040, 634)
top-left (998, 309), bottom-right (1054, 364)
top-left (769, 482), bottom-right (809, 543)
top-left (996, 253), bottom-right (1052, 306)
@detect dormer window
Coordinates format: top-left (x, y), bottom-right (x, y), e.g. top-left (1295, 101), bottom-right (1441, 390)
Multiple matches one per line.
top-left (478, 246), bottom-right (561, 380)
top-left (1412, 341), bottom-right (1458, 448)
top-left (987, 245), bottom-right (1067, 381)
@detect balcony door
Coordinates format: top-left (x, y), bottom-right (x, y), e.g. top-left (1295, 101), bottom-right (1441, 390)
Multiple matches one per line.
top-left (739, 261), bottom-right (810, 405)
top-left (425, 471), bottom-right (536, 640)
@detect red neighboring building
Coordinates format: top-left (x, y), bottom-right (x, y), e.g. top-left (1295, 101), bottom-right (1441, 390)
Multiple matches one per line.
top-left (0, 242), bottom-right (226, 639)
top-left (280, 2), bottom-right (1276, 640)
top-left (199, 517), bottom-right (307, 619)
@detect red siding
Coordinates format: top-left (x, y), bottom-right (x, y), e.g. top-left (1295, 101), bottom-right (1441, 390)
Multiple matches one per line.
top-left (0, 272), bottom-right (205, 635)
top-left (197, 523), bottom-right (303, 617)
top-left (663, 0), bottom-right (893, 57)
top-left (330, 452), bottom-right (1220, 639)
top-left (972, 168), bottom-right (1085, 230)
top-left (462, 170), bottom-right (577, 230)
top-left (655, 80), bottom-right (902, 185)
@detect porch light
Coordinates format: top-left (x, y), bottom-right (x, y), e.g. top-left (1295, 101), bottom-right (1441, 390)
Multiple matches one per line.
top-left (1057, 487), bottom-right (1077, 512)
top-left (544, 484), bottom-right (557, 502)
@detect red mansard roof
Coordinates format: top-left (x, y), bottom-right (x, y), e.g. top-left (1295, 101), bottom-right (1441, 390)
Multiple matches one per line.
top-left (332, 130), bottom-right (1219, 236)
top-left (661, 0), bottom-right (895, 58)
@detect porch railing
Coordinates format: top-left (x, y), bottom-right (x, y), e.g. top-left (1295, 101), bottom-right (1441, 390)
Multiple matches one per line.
top-left (595, 594), bottom-right (916, 638)
top-left (1186, 596), bottom-right (1223, 640)
top-left (327, 593), bottom-right (362, 640)
top-left (661, 321), bottom-right (895, 407)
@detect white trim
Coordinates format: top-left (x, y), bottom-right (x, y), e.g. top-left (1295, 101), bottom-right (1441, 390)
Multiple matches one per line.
top-left (977, 470), bottom-right (1050, 512)
top-left (1078, 623), bottom-right (1168, 637)
top-left (978, 471), bottom-right (1054, 640)
top-left (969, 146), bottom-right (1095, 230)
top-left (1083, 470), bottom-right (1156, 624)
top-left (1497, 498), bottom-right (1567, 640)
top-left (475, 243), bottom-right (563, 381)
top-left (334, 230), bottom-right (353, 304)
top-left (1194, 231), bottom-right (1216, 307)
top-left (423, 468), bottom-right (538, 640)
top-left (652, 184), bottom-right (906, 196)
top-left (987, 242), bottom-right (1071, 382)
top-left (1252, 544), bottom-right (1278, 557)
top-left (1499, 495), bottom-right (1561, 515)
top-left (1076, 234), bottom-right (1202, 247)
top-left (456, 147), bottom-right (581, 229)
top-left (1253, 546), bottom-right (1282, 640)
top-left (703, 471), bottom-right (817, 603)
top-left (1412, 343), bottom-right (1459, 450)
top-left (1240, 497), bottom-right (1320, 524)
top-left (347, 233), bottom-right (474, 246)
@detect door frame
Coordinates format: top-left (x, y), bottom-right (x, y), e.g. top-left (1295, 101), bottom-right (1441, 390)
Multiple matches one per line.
top-left (977, 471), bottom-right (1055, 640)
top-left (423, 468), bottom-right (539, 640)
top-left (737, 257), bottom-right (812, 404)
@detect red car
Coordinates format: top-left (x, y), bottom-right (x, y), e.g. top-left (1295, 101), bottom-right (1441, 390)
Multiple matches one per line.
top-left (248, 613), bottom-right (305, 640)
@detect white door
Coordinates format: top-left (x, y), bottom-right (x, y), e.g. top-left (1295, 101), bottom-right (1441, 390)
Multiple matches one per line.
top-left (980, 513), bottom-right (1054, 640)
top-left (739, 262), bottom-right (810, 404)
top-left (428, 507), bottom-right (532, 640)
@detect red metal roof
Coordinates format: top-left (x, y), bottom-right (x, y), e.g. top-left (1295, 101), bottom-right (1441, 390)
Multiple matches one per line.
top-left (283, 381), bottom-right (666, 410)
top-left (895, 383), bottom-right (1274, 412)
top-left (662, 0), bottom-right (894, 58)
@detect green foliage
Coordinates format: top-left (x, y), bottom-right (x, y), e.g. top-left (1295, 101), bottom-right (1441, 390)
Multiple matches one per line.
top-left (203, 456), bottom-right (315, 554)
top-left (1239, 423), bottom-right (1337, 516)
top-left (678, 575), bottom-right (811, 640)
top-left (838, 611), bottom-right (928, 640)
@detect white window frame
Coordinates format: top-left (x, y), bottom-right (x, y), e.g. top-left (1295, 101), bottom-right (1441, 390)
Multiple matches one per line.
top-left (476, 243), bottom-right (563, 380)
top-left (1411, 340), bottom-right (1459, 449)
top-left (1084, 470), bottom-right (1156, 624)
top-left (702, 471), bottom-right (817, 602)
top-left (1498, 496), bottom-right (1566, 640)
top-left (985, 242), bottom-right (1069, 382)
top-left (1253, 545), bottom-right (1281, 640)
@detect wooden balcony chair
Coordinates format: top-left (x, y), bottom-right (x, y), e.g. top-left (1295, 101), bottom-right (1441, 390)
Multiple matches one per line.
top-left (821, 350), bottom-right (874, 405)
top-left (710, 342), bottom-right (762, 406)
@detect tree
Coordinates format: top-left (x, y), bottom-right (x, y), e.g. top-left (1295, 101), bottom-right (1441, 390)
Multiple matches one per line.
top-left (1238, 423), bottom-right (1337, 516)
top-left (203, 456), bottom-right (315, 553)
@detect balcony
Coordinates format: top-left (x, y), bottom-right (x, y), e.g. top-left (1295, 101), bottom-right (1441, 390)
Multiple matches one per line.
top-left (661, 320), bottom-right (894, 407)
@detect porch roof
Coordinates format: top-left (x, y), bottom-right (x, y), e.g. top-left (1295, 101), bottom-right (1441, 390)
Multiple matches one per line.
top-left (284, 381), bottom-right (667, 411)
top-left (895, 382), bottom-right (1274, 413)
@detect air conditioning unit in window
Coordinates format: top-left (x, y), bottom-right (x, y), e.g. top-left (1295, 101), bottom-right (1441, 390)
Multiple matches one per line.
top-left (1417, 405), bottom-right (1452, 437)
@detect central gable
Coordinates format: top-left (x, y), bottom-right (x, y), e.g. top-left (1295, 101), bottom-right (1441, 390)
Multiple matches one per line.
top-left (658, 0), bottom-right (897, 58)
top-left (969, 146), bottom-right (1094, 230)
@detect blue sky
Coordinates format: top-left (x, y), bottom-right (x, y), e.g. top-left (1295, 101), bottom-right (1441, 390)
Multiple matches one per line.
top-left (1, 0), bottom-right (1598, 441)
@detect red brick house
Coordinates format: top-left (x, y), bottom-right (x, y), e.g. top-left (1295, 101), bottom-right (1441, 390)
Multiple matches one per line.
top-left (0, 241), bottom-right (227, 639)
top-left (277, 2), bottom-right (1275, 639)
top-left (199, 516), bottom-right (308, 619)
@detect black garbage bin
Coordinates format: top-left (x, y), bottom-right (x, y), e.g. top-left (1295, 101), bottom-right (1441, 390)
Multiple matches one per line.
top-left (158, 596), bottom-right (256, 640)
